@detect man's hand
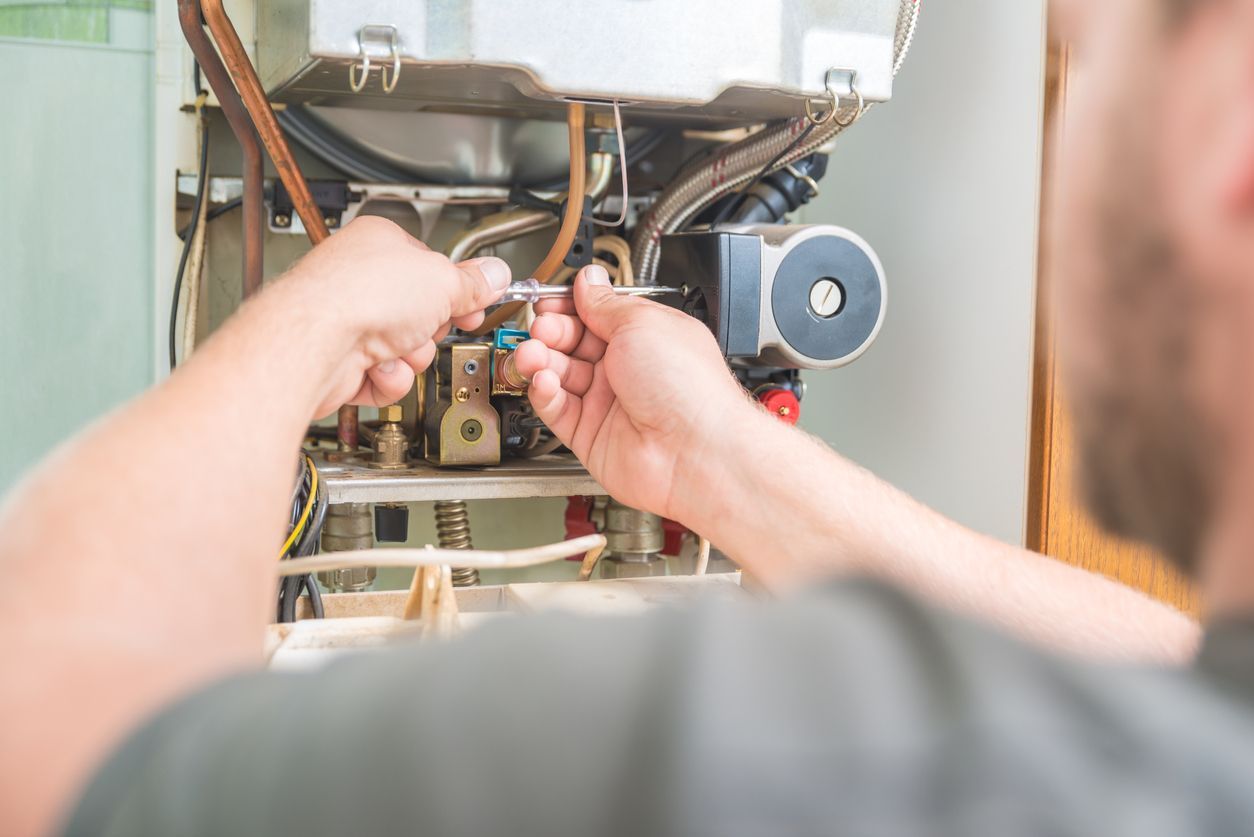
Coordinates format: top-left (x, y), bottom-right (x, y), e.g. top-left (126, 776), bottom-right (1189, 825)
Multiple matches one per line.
top-left (0, 215), bottom-right (513, 837)
top-left (514, 264), bottom-right (755, 519)
top-left (273, 216), bottom-right (511, 418)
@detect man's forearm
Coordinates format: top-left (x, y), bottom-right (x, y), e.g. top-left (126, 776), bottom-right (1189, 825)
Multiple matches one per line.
top-left (675, 405), bottom-right (1200, 663)
top-left (0, 275), bottom-right (346, 837)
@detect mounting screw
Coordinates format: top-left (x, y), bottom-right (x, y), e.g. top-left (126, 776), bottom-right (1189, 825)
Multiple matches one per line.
top-left (274, 213), bottom-right (291, 228)
top-left (808, 278), bottom-right (844, 319)
top-left (460, 419), bottom-right (483, 442)
top-left (324, 216), bottom-right (338, 228)
top-left (455, 387), bottom-right (470, 403)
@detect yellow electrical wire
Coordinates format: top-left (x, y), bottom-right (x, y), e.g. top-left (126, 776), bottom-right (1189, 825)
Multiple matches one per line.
top-left (277, 455), bottom-right (318, 560)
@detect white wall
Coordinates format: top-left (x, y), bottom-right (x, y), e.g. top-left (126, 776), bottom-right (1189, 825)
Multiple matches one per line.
top-left (0, 27), bottom-right (155, 492)
top-left (798, 0), bottom-right (1046, 546)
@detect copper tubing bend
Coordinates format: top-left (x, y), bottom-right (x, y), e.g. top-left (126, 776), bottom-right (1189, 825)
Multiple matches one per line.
top-left (473, 102), bottom-right (587, 334)
top-left (176, 0), bottom-right (263, 298)
top-left (199, 0), bottom-right (328, 245)
top-left (198, 0), bottom-right (361, 447)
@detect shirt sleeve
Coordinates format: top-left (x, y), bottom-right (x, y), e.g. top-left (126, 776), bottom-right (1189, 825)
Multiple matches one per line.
top-left (61, 578), bottom-right (1237, 837)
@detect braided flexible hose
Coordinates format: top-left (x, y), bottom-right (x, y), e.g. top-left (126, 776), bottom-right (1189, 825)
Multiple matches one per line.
top-left (434, 500), bottom-right (480, 587)
top-left (631, 0), bottom-right (921, 284)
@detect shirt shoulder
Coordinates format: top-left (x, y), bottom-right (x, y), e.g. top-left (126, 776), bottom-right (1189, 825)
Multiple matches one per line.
top-left (63, 578), bottom-right (1254, 837)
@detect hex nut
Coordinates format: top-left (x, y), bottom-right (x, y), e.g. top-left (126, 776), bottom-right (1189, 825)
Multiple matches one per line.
top-left (379, 404), bottom-right (403, 423)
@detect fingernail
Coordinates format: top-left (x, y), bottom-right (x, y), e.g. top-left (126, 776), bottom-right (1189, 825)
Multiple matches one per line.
top-left (471, 256), bottom-right (512, 291)
top-left (583, 264), bottom-right (611, 286)
top-left (377, 359), bottom-right (396, 374)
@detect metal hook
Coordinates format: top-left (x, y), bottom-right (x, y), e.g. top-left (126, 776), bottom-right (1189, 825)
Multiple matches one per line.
top-left (348, 53), bottom-right (371, 93)
top-left (348, 25), bottom-right (401, 94)
top-left (834, 84), bottom-right (865, 128)
top-left (805, 68), bottom-right (864, 128)
top-left (380, 28), bottom-right (400, 94)
top-left (804, 88), bottom-right (837, 126)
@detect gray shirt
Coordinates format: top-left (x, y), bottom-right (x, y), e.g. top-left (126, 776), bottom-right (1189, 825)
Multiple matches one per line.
top-left (63, 579), bottom-right (1254, 835)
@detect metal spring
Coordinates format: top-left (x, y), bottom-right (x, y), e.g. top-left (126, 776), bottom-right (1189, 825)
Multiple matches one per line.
top-left (434, 500), bottom-right (479, 587)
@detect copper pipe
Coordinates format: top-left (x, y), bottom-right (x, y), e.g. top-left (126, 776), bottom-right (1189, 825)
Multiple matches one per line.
top-left (473, 103), bottom-right (587, 335)
top-left (199, 0), bottom-right (329, 246)
top-left (176, 0), bottom-right (263, 297)
top-left (336, 406), bottom-right (359, 452)
top-left (199, 0), bottom-right (359, 444)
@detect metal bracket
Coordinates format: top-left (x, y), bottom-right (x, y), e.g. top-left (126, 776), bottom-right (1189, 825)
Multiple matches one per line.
top-left (805, 68), bottom-right (864, 127)
top-left (348, 24), bottom-right (401, 94)
top-left (784, 164), bottom-right (821, 200)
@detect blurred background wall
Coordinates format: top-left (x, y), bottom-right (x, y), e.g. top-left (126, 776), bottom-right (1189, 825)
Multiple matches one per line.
top-left (0, 0), bottom-right (1046, 554)
top-left (799, 0), bottom-right (1045, 546)
top-left (0, 0), bottom-right (155, 489)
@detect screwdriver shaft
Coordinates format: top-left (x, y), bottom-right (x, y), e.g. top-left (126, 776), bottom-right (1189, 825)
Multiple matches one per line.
top-left (497, 278), bottom-right (682, 305)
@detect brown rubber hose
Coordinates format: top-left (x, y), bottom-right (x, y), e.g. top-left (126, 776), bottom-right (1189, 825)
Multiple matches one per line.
top-left (471, 102), bottom-right (586, 335)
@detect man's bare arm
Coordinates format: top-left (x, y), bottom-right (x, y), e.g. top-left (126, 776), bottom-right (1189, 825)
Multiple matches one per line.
top-left (0, 218), bottom-right (510, 837)
top-left (517, 267), bottom-right (1201, 665)
top-left (676, 406), bottom-right (1201, 663)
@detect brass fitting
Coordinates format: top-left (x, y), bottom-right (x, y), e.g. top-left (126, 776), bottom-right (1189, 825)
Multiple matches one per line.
top-left (369, 404), bottom-right (409, 470)
top-left (492, 350), bottom-right (529, 396)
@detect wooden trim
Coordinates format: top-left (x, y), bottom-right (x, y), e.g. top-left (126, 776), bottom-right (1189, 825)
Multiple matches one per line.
top-left (1026, 39), bottom-right (1068, 553)
top-left (1025, 21), bottom-right (1197, 614)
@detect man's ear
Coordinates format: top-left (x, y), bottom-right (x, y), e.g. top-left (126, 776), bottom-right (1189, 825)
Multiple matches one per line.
top-left (1207, 1), bottom-right (1254, 218)
top-left (1219, 105), bottom-right (1254, 218)
top-left (1159, 0), bottom-right (1254, 255)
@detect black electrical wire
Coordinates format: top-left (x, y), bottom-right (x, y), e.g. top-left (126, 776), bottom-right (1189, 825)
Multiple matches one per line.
top-left (169, 61), bottom-right (210, 371)
top-left (529, 127), bottom-right (669, 193)
top-left (705, 122), bottom-right (817, 230)
top-left (176, 197), bottom-right (242, 242)
top-left (303, 574), bottom-right (325, 619)
top-left (623, 128), bottom-right (668, 170)
top-left (277, 106), bottom-right (416, 183)
top-left (278, 462), bottom-right (329, 623)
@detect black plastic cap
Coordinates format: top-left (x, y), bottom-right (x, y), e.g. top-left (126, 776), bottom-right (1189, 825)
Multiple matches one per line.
top-left (374, 503), bottom-right (410, 543)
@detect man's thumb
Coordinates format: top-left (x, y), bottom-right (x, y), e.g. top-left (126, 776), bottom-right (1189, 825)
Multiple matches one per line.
top-left (573, 264), bottom-right (641, 340)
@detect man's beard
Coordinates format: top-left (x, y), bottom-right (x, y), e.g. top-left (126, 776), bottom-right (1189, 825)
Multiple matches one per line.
top-left (1063, 142), bottom-right (1217, 574)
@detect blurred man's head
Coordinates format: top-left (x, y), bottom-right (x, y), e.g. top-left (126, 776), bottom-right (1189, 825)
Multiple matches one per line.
top-left (1053, 0), bottom-right (1254, 575)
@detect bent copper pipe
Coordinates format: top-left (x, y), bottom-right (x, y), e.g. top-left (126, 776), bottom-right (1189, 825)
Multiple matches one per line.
top-left (176, 0), bottom-right (263, 298)
top-left (199, 0), bottom-right (361, 447)
top-left (199, 0), bottom-right (328, 246)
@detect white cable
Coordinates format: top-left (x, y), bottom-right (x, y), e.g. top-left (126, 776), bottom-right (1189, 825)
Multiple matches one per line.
top-left (181, 164), bottom-right (210, 361)
top-left (276, 534), bottom-right (607, 576)
top-left (593, 99), bottom-right (629, 227)
top-left (694, 536), bottom-right (711, 576)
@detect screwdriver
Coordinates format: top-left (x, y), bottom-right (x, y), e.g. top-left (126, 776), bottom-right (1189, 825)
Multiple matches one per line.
top-left (495, 278), bottom-right (682, 305)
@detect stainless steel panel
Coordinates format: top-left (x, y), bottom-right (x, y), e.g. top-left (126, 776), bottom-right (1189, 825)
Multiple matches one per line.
top-left (317, 454), bottom-right (605, 504)
top-left (258, 0), bottom-right (900, 123)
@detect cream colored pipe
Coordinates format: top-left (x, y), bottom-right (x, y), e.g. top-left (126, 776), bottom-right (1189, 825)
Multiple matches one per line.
top-left (277, 534), bottom-right (607, 576)
top-left (444, 151), bottom-right (614, 264)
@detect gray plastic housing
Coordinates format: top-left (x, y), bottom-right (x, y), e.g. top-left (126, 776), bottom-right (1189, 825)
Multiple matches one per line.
top-left (658, 224), bottom-right (887, 370)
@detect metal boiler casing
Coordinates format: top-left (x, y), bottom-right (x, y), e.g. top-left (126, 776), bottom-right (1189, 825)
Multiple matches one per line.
top-left (256, 0), bottom-right (902, 123)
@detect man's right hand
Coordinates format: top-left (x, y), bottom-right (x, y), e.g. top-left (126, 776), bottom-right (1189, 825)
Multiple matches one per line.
top-left (514, 264), bottom-right (758, 520)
